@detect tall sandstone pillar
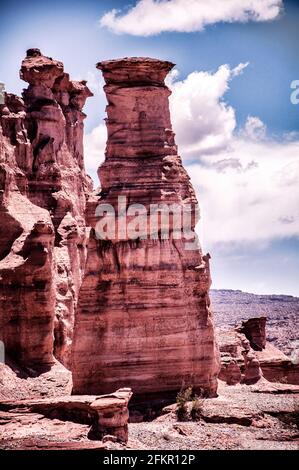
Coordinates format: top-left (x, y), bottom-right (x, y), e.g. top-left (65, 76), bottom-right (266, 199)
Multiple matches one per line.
top-left (72, 58), bottom-right (219, 398)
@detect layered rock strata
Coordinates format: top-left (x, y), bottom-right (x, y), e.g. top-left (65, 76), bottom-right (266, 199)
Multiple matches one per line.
top-left (0, 387), bottom-right (132, 446)
top-left (218, 317), bottom-right (299, 385)
top-left (217, 328), bottom-right (262, 385)
top-left (0, 49), bottom-right (92, 367)
top-left (240, 317), bottom-right (299, 384)
top-left (72, 58), bottom-right (220, 398)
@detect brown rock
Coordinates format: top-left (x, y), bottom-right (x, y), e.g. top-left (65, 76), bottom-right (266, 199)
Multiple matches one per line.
top-left (256, 343), bottom-right (299, 385)
top-left (72, 57), bottom-right (220, 398)
top-left (199, 397), bottom-right (263, 426)
top-left (90, 388), bottom-right (132, 442)
top-left (0, 121), bottom-right (56, 366)
top-left (218, 318), bottom-right (299, 386)
top-left (217, 328), bottom-right (262, 385)
top-left (239, 317), bottom-right (267, 351)
top-left (0, 50), bottom-right (92, 368)
top-left (0, 387), bottom-right (132, 446)
top-left (0, 360), bottom-right (72, 400)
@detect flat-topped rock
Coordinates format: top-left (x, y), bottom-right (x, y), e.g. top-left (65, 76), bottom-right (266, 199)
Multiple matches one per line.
top-left (97, 57), bottom-right (174, 86)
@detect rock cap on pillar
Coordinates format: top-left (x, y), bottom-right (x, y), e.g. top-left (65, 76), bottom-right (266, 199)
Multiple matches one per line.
top-left (96, 57), bottom-right (175, 86)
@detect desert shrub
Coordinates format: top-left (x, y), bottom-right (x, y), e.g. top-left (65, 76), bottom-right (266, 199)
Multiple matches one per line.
top-left (191, 395), bottom-right (205, 420)
top-left (176, 386), bottom-right (193, 421)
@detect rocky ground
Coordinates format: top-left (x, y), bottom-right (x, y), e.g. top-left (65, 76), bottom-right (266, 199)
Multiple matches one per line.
top-left (1, 378), bottom-right (298, 450)
top-left (212, 289), bottom-right (299, 360)
top-left (128, 381), bottom-right (298, 450)
top-left (0, 359), bottom-right (72, 401)
top-left (1, 288), bottom-right (298, 450)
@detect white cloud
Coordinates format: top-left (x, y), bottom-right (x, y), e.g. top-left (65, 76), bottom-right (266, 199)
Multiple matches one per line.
top-left (243, 115), bottom-right (267, 140)
top-left (84, 59), bottom-right (299, 249)
top-left (191, 137), bottom-right (299, 249)
top-left (167, 62), bottom-right (248, 159)
top-left (83, 123), bottom-right (107, 178)
top-left (100, 0), bottom-right (283, 36)
top-left (166, 64), bottom-right (299, 248)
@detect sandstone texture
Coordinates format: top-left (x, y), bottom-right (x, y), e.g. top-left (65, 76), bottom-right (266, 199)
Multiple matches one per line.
top-left (257, 343), bottom-right (299, 385)
top-left (238, 317), bottom-right (267, 351)
top-left (217, 328), bottom-right (262, 386)
top-left (218, 317), bottom-right (299, 386)
top-left (0, 51), bottom-right (298, 452)
top-left (0, 49), bottom-right (92, 368)
top-left (72, 57), bottom-right (220, 398)
top-left (0, 359), bottom-right (72, 401)
top-left (0, 388), bottom-right (132, 448)
top-left (128, 381), bottom-right (299, 450)
top-left (211, 289), bottom-right (299, 360)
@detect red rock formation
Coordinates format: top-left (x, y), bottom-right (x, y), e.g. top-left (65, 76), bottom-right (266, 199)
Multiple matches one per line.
top-left (0, 96), bottom-right (56, 366)
top-left (218, 317), bottom-right (299, 385)
top-left (239, 317), bottom-right (298, 384)
top-left (239, 317), bottom-right (267, 351)
top-left (0, 49), bottom-right (92, 367)
top-left (256, 343), bottom-right (299, 385)
top-left (72, 57), bottom-right (220, 398)
top-left (90, 387), bottom-right (132, 442)
top-left (217, 328), bottom-right (262, 385)
top-left (0, 387), bottom-right (132, 446)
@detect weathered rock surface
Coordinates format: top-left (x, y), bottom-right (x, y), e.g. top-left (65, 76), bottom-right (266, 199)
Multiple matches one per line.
top-left (0, 388), bottom-right (132, 448)
top-left (218, 317), bottom-right (299, 386)
top-left (72, 57), bottom-right (220, 398)
top-left (217, 328), bottom-right (262, 385)
top-left (0, 49), bottom-right (92, 367)
top-left (90, 387), bottom-right (132, 442)
top-left (0, 94), bottom-right (56, 366)
top-left (0, 359), bottom-right (72, 401)
top-left (211, 289), bottom-right (299, 360)
top-left (257, 344), bottom-right (299, 385)
top-left (238, 317), bottom-right (267, 351)
top-left (128, 381), bottom-right (299, 450)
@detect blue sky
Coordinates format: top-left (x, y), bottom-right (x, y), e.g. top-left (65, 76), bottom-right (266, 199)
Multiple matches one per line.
top-left (1, 0), bottom-right (298, 295)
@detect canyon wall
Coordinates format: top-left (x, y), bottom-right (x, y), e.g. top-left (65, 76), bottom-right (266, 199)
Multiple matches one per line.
top-left (72, 58), bottom-right (220, 398)
top-left (0, 49), bottom-right (92, 367)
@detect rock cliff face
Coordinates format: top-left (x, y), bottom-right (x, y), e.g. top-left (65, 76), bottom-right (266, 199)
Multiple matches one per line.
top-left (72, 57), bottom-right (220, 398)
top-left (0, 49), bottom-right (92, 367)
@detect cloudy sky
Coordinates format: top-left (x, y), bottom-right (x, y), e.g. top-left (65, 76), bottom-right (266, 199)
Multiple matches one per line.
top-left (1, 0), bottom-right (298, 295)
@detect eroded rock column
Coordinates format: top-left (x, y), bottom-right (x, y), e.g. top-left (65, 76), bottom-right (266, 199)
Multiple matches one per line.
top-left (0, 49), bottom-right (92, 367)
top-left (72, 57), bottom-right (220, 398)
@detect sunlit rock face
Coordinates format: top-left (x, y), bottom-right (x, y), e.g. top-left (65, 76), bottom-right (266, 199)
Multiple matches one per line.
top-left (0, 49), bottom-right (92, 367)
top-left (72, 57), bottom-right (220, 398)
